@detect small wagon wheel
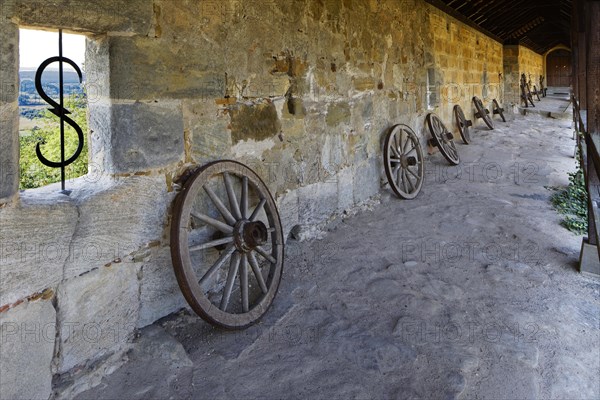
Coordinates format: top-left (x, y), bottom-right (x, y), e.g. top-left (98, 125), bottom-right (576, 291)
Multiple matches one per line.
top-left (426, 113), bottom-right (460, 166)
top-left (520, 85), bottom-right (529, 107)
top-left (520, 74), bottom-right (535, 108)
top-left (532, 85), bottom-right (541, 101)
top-left (492, 99), bottom-right (506, 122)
top-left (472, 96), bottom-right (494, 130)
top-left (524, 84), bottom-right (536, 107)
top-left (170, 160), bottom-right (284, 329)
top-left (453, 104), bottom-right (473, 144)
top-left (383, 124), bottom-right (425, 199)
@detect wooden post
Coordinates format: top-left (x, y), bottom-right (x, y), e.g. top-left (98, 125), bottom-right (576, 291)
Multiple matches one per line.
top-left (579, 0), bottom-right (600, 275)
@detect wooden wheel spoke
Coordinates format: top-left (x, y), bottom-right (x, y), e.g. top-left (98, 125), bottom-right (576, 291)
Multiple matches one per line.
top-left (240, 254), bottom-right (249, 313)
top-left (450, 144), bottom-right (459, 158)
top-left (401, 169), bottom-right (410, 193)
top-left (255, 245), bottom-right (277, 264)
top-left (390, 145), bottom-right (401, 158)
top-left (204, 186), bottom-right (237, 226)
top-left (190, 236), bottom-right (234, 252)
top-left (249, 198), bottom-right (266, 221)
top-left (191, 212), bottom-right (234, 234)
top-left (407, 167), bottom-right (420, 180)
top-left (199, 244), bottom-right (236, 285)
top-left (404, 169), bottom-right (415, 192)
top-left (220, 252), bottom-right (241, 311)
top-left (223, 172), bottom-right (242, 220)
top-left (241, 176), bottom-right (249, 220)
top-left (248, 251), bottom-right (268, 294)
top-left (402, 131), bottom-right (411, 154)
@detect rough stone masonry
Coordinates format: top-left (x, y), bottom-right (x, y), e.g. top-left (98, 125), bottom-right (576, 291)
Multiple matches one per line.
top-left (0, 0), bottom-right (544, 398)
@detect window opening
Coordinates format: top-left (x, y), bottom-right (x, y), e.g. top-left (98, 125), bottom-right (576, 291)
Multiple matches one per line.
top-left (18, 28), bottom-right (87, 191)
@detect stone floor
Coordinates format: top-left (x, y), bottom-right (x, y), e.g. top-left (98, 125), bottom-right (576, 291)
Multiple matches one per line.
top-left (77, 101), bottom-right (599, 400)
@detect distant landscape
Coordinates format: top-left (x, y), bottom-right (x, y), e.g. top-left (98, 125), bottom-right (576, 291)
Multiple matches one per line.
top-left (19, 68), bottom-right (86, 131)
top-left (18, 68), bottom-right (88, 189)
top-left (19, 68), bottom-right (85, 103)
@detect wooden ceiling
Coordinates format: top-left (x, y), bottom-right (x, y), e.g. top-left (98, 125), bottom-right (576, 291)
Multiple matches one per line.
top-left (426, 0), bottom-right (572, 54)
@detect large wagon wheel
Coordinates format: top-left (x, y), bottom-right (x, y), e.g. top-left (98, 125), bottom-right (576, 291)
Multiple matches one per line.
top-left (170, 160), bottom-right (284, 329)
top-left (453, 104), bottom-right (473, 144)
top-left (492, 99), bottom-right (506, 122)
top-left (426, 113), bottom-right (460, 166)
top-left (472, 96), bottom-right (494, 130)
top-left (383, 124), bottom-right (424, 199)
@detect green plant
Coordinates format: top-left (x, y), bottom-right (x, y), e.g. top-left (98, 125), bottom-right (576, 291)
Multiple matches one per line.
top-left (19, 95), bottom-right (88, 189)
top-left (550, 159), bottom-right (588, 235)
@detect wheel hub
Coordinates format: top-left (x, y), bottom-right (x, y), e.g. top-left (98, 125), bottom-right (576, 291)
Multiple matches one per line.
top-left (234, 220), bottom-right (268, 252)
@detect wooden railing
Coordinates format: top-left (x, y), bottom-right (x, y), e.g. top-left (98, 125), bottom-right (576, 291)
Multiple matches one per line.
top-left (573, 95), bottom-right (600, 273)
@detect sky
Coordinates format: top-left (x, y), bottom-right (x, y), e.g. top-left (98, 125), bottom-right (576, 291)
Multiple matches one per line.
top-left (19, 28), bottom-right (86, 69)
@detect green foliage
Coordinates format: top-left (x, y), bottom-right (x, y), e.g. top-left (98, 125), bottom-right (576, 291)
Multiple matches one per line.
top-left (19, 95), bottom-right (88, 189)
top-left (550, 160), bottom-right (588, 235)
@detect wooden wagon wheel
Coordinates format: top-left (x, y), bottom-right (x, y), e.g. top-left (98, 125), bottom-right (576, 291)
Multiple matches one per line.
top-left (532, 85), bottom-right (541, 101)
top-left (539, 75), bottom-right (546, 97)
top-left (492, 99), bottom-right (506, 122)
top-left (453, 104), bottom-right (473, 144)
top-left (170, 160), bottom-right (284, 329)
top-left (383, 124), bottom-right (424, 199)
top-left (520, 84), bottom-right (535, 107)
top-left (520, 74), bottom-right (535, 108)
top-left (426, 113), bottom-right (460, 166)
top-left (472, 96), bottom-right (494, 130)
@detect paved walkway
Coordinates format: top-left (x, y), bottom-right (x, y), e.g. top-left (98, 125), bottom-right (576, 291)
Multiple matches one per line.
top-left (78, 102), bottom-right (599, 400)
top-left (518, 93), bottom-right (572, 119)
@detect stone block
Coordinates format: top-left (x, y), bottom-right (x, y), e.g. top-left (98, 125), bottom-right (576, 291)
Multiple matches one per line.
top-left (0, 18), bottom-right (18, 104)
top-left (109, 35), bottom-right (225, 100)
top-left (353, 158), bottom-right (380, 204)
top-left (0, 18), bottom-right (19, 204)
top-left (353, 77), bottom-right (376, 92)
top-left (56, 263), bottom-right (140, 374)
top-left (0, 192), bottom-right (78, 305)
top-left (0, 299), bottom-right (56, 400)
top-left (229, 102), bottom-right (281, 144)
top-left (62, 176), bottom-right (171, 279)
top-left (321, 134), bottom-right (345, 174)
top-left (579, 239), bottom-right (600, 276)
top-left (337, 167), bottom-right (354, 211)
top-left (326, 102), bottom-right (351, 127)
top-left (245, 75), bottom-right (290, 98)
top-left (109, 101), bottom-right (185, 173)
top-left (84, 36), bottom-right (111, 103)
top-left (298, 180), bottom-right (338, 225)
top-left (0, 103), bottom-right (18, 204)
top-left (14, 0), bottom-right (153, 35)
top-left (184, 100), bottom-right (232, 164)
top-left (138, 246), bottom-right (186, 328)
top-left (276, 189), bottom-right (299, 241)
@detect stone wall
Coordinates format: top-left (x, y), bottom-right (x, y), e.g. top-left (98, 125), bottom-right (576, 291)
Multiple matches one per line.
top-left (518, 45), bottom-right (544, 83)
top-left (428, 5), bottom-right (504, 128)
top-left (0, 0), bottom-right (517, 397)
top-left (503, 45), bottom-right (544, 105)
